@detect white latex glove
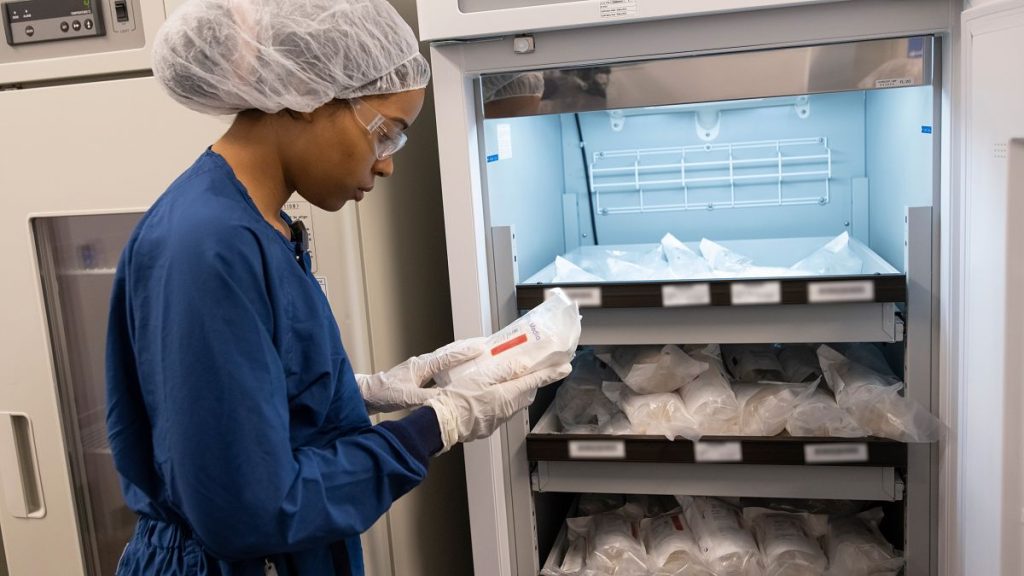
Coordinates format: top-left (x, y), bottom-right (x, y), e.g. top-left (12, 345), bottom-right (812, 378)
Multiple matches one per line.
top-left (356, 338), bottom-right (486, 414)
top-left (426, 363), bottom-right (572, 453)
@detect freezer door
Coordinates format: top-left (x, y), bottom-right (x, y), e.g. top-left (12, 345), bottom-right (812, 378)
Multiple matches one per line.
top-left (959, 2), bottom-right (1024, 575)
top-left (0, 77), bottom-right (224, 575)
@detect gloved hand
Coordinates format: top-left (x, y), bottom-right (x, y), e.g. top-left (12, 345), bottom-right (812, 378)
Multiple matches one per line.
top-left (356, 338), bottom-right (486, 414)
top-left (426, 363), bottom-right (572, 453)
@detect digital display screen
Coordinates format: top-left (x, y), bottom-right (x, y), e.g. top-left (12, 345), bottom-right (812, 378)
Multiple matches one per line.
top-left (3, 0), bottom-right (98, 22)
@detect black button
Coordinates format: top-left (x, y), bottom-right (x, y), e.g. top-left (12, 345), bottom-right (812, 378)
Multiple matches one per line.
top-left (71, 20), bottom-right (81, 31)
top-left (84, 19), bottom-right (93, 30)
top-left (24, 25), bottom-right (34, 37)
top-left (60, 21), bottom-right (69, 32)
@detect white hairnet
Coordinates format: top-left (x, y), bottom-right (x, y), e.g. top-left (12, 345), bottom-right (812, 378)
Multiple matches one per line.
top-left (482, 72), bottom-right (546, 102)
top-left (153, 0), bottom-right (431, 115)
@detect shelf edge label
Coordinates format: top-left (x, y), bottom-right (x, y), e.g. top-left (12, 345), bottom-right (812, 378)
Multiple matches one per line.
top-left (548, 287), bottom-right (602, 308)
top-left (730, 281), bottom-right (781, 305)
top-left (695, 441), bottom-right (742, 463)
top-left (804, 443), bottom-right (869, 463)
top-left (662, 283), bottom-right (711, 307)
top-left (807, 280), bottom-right (875, 303)
top-left (568, 440), bottom-right (626, 460)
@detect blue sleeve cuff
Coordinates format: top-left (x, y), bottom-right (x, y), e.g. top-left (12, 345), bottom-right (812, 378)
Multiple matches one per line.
top-left (377, 406), bottom-right (443, 463)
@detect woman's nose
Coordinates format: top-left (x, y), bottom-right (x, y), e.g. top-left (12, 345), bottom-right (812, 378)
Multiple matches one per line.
top-left (373, 157), bottom-right (394, 178)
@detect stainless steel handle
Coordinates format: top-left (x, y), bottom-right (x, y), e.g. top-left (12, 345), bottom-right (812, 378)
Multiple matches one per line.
top-left (0, 413), bottom-right (46, 518)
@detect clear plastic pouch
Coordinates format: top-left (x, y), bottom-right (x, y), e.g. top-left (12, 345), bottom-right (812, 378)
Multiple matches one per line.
top-left (435, 287), bottom-right (581, 389)
top-left (680, 345), bottom-right (741, 435)
top-left (598, 345), bottom-right (708, 395)
top-left (825, 508), bottom-right (904, 576)
top-left (680, 497), bottom-right (764, 576)
top-left (743, 508), bottom-right (828, 576)
top-left (602, 382), bottom-right (701, 441)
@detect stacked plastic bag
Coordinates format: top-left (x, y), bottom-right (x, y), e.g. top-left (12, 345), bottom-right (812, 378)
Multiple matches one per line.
top-left (544, 495), bottom-right (904, 576)
top-left (550, 233), bottom-right (863, 283)
top-left (555, 343), bottom-right (942, 443)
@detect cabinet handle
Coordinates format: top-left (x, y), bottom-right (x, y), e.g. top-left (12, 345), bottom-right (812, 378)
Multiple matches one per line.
top-left (0, 413), bottom-right (46, 518)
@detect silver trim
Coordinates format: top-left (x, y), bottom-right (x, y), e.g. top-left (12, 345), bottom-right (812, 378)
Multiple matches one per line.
top-left (482, 36), bottom-right (933, 119)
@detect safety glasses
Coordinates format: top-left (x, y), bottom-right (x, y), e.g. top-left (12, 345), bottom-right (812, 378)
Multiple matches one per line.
top-left (348, 97), bottom-right (408, 160)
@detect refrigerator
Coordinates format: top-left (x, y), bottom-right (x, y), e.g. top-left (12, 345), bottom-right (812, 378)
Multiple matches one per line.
top-left (418, 0), bottom-right (1024, 574)
top-left (0, 1), bottom-right (471, 575)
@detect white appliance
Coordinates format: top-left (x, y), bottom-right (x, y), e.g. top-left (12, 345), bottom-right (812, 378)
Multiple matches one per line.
top-left (420, 0), bottom-right (1024, 575)
top-left (0, 1), bottom-right (467, 575)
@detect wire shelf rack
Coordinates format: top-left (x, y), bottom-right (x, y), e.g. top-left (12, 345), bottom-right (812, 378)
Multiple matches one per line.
top-left (589, 137), bottom-right (832, 215)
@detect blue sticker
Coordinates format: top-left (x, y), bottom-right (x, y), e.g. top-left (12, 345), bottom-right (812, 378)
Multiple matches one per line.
top-left (486, 154), bottom-right (499, 163)
top-left (921, 126), bottom-right (933, 134)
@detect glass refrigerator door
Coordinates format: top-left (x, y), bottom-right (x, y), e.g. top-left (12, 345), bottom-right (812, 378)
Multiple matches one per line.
top-left (31, 212), bottom-right (142, 576)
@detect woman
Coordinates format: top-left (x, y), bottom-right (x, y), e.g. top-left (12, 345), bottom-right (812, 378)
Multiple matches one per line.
top-left (105, 1), bottom-right (570, 574)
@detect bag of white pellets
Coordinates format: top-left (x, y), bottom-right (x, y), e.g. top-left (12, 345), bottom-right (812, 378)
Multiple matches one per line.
top-left (602, 381), bottom-right (701, 441)
top-left (680, 496), bottom-right (764, 576)
top-left (734, 381), bottom-right (817, 437)
top-left (817, 345), bottom-right (943, 442)
top-left (598, 345), bottom-right (708, 395)
top-left (825, 508), bottom-right (904, 576)
top-left (435, 287), bottom-right (581, 389)
top-left (743, 508), bottom-right (828, 576)
top-left (566, 508), bottom-right (648, 576)
top-left (641, 513), bottom-right (716, 576)
top-left (680, 345), bottom-right (741, 435)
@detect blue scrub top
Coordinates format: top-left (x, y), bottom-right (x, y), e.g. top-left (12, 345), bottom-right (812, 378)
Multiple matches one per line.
top-left (106, 149), bottom-right (441, 575)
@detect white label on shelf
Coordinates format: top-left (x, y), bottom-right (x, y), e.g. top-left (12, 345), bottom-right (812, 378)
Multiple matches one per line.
top-left (695, 441), bottom-right (742, 463)
top-left (662, 283), bottom-right (711, 307)
top-left (875, 77), bottom-right (915, 88)
top-left (730, 281), bottom-right (781, 305)
top-left (804, 443), bottom-right (869, 464)
top-left (600, 0), bottom-right (638, 19)
top-left (497, 123), bottom-right (513, 160)
top-left (807, 280), bottom-right (875, 303)
top-left (548, 287), bottom-right (602, 308)
top-left (568, 440), bottom-right (626, 460)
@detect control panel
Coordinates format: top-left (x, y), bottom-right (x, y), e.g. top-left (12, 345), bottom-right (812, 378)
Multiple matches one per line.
top-left (3, 0), bottom-right (105, 46)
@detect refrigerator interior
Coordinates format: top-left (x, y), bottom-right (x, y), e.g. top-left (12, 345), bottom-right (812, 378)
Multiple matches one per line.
top-left (476, 52), bottom-right (936, 574)
top-left (482, 86), bottom-right (933, 285)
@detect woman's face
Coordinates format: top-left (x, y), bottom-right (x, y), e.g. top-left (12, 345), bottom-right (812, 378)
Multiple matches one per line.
top-left (284, 89), bottom-right (426, 212)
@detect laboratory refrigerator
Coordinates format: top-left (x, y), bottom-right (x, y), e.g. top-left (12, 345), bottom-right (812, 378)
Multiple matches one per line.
top-left (0, 1), bottom-right (468, 575)
top-left (419, 0), bottom-right (1024, 574)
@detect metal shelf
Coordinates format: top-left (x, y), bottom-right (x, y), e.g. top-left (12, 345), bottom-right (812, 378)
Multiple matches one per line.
top-left (531, 461), bottom-right (903, 502)
top-left (528, 405), bottom-right (907, 467)
top-left (516, 274), bottom-right (906, 309)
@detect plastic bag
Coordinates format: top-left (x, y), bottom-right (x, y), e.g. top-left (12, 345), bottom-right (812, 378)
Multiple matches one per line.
top-left (680, 497), bottom-right (764, 576)
top-left (600, 412), bottom-right (635, 435)
top-left (734, 381), bottom-right (817, 437)
top-left (577, 494), bottom-right (627, 517)
top-left (790, 232), bottom-right (864, 276)
top-left (556, 351), bottom-right (621, 433)
top-left (554, 255), bottom-right (604, 283)
top-left (778, 345), bottom-right (822, 384)
top-left (602, 382), bottom-right (701, 440)
top-left (661, 233), bottom-right (715, 279)
top-left (700, 239), bottom-right (754, 273)
top-left (605, 245), bottom-right (675, 281)
top-left (642, 513), bottom-right (715, 576)
top-left (722, 345), bottom-right (786, 383)
top-left (435, 288), bottom-right (581, 388)
top-left (786, 388), bottom-right (865, 438)
top-left (567, 508), bottom-right (648, 576)
top-left (817, 345), bottom-right (943, 442)
top-left (680, 345), bottom-right (741, 435)
top-left (825, 508), bottom-right (904, 576)
top-left (743, 508), bottom-right (828, 576)
top-left (598, 345), bottom-right (708, 394)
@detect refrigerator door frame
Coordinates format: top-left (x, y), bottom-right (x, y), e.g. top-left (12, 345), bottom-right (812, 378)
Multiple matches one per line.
top-left (430, 1), bottom-right (952, 574)
top-left (415, 0), bottom-right (852, 42)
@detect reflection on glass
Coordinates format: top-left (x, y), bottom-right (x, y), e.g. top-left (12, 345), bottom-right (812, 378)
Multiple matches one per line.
top-left (33, 213), bottom-right (142, 576)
